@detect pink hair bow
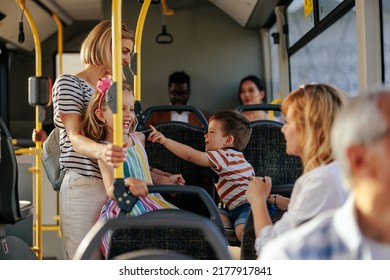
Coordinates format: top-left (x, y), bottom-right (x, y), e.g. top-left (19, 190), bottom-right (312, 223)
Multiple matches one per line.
top-left (97, 76), bottom-right (112, 110)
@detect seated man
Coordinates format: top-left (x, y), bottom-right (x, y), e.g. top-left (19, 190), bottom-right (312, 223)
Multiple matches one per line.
top-left (146, 71), bottom-right (208, 127)
top-left (259, 88), bottom-right (390, 260)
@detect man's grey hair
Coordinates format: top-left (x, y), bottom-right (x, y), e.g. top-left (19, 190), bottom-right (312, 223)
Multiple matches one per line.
top-left (331, 87), bottom-right (390, 190)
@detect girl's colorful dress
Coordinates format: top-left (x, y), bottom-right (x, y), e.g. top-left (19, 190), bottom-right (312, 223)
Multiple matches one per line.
top-left (98, 133), bottom-right (177, 257)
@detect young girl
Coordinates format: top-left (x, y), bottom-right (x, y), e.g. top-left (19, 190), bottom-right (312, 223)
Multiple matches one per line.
top-left (81, 76), bottom-right (184, 257)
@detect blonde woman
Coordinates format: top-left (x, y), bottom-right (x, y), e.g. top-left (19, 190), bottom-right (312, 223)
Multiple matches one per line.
top-left (246, 83), bottom-right (349, 256)
top-left (259, 88), bottom-right (390, 260)
top-left (52, 20), bottom-right (134, 259)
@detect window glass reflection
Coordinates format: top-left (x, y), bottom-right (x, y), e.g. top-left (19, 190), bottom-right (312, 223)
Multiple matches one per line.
top-left (287, 0), bottom-right (315, 47)
top-left (319, 0), bottom-right (345, 21)
top-left (290, 9), bottom-right (357, 96)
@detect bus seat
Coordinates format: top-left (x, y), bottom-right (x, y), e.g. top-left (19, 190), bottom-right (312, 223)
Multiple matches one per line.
top-left (108, 210), bottom-right (230, 260)
top-left (243, 120), bottom-right (302, 195)
top-left (242, 120), bottom-right (302, 234)
top-left (104, 185), bottom-right (226, 260)
top-left (237, 104), bottom-right (302, 192)
top-left (239, 119), bottom-right (302, 259)
top-left (136, 104), bottom-right (209, 131)
top-left (112, 249), bottom-right (196, 260)
top-left (240, 209), bottom-right (256, 260)
top-left (236, 103), bottom-right (284, 122)
top-left (150, 185), bottom-right (224, 234)
top-left (74, 209), bottom-right (231, 260)
top-left (240, 208), bottom-right (285, 260)
top-left (0, 117), bottom-right (36, 259)
top-left (144, 122), bottom-right (218, 216)
top-left (111, 185), bottom-right (224, 241)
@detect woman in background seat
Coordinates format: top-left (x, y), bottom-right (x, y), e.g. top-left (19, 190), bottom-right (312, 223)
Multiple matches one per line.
top-left (238, 75), bottom-right (267, 122)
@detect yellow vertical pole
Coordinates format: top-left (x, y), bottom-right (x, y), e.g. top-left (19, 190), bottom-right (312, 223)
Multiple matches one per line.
top-left (15, 0), bottom-right (43, 260)
top-left (51, 13), bottom-right (62, 236)
top-left (133, 0), bottom-right (152, 103)
top-left (112, 0), bottom-right (124, 178)
top-left (52, 14), bottom-right (63, 76)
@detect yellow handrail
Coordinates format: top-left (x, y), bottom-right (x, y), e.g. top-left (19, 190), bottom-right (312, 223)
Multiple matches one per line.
top-left (14, 147), bottom-right (39, 156)
top-left (15, 0), bottom-right (43, 260)
top-left (162, 0), bottom-right (174, 16)
top-left (112, 0), bottom-right (124, 178)
top-left (52, 14), bottom-right (63, 76)
top-left (51, 13), bottom-right (63, 237)
top-left (133, 0), bottom-right (152, 102)
top-left (269, 97), bottom-right (283, 121)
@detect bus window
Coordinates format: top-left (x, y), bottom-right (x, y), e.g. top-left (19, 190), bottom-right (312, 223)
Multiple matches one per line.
top-left (289, 8), bottom-right (358, 96)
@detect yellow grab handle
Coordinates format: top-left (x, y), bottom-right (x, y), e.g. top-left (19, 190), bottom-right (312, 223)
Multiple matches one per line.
top-left (112, 0), bottom-right (124, 178)
top-left (134, 0), bottom-right (153, 102)
top-left (15, 0), bottom-right (43, 260)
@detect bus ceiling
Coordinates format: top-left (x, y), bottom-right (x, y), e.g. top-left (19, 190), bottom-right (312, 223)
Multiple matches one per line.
top-left (0, 0), bottom-right (285, 52)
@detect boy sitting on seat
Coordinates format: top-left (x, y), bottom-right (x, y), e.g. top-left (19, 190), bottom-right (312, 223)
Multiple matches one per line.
top-left (148, 110), bottom-right (270, 242)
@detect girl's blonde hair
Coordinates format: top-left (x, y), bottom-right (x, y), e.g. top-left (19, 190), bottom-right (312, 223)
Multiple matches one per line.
top-left (81, 81), bottom-right (135, 142)
top-left (281, 83), bottom-right (348, 173)
top-left (80, 20), bottom-right (134, 68)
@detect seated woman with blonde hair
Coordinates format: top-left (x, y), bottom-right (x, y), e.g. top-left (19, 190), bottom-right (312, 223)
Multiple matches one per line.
top-left (246, 83), bottom-right (349, 257)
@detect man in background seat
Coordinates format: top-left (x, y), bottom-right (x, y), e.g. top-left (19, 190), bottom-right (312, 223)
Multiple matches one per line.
top-left (146, 71), bottom-right (208, 127)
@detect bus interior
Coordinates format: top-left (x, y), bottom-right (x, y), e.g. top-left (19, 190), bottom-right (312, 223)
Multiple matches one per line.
top-left (0, 0), bottom-right (389, 260)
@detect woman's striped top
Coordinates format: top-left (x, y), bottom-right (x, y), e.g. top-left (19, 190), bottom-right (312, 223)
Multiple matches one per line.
top-left (52, 74), bottom-right (101, 179)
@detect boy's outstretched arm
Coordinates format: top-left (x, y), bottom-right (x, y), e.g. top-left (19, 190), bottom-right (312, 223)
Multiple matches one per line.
top-left (148, 125), bottom-right (212, 167)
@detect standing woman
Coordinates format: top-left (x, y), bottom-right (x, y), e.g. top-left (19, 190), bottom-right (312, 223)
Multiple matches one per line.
top-left (246, 83), bottom-right (349, 257)
top-left (52, 20), bottom-right (134, 259)
top-left (238, 75), bottom-right (267, 121)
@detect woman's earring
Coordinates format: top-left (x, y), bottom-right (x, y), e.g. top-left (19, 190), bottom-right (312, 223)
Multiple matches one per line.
top-left (99, 119), bottom-right (106, 127)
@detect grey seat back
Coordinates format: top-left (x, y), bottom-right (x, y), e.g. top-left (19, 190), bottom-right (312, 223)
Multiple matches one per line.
top-left (144, 122), bottom-right (218, 215)
top-left (243, 120), bottom-right (302, 195)
top-left (0, 117), bottom-right (24, 224)
top-left (0, 117), bottom-right (36, 260)
top-left (74, 209), bottom-right (232, 260)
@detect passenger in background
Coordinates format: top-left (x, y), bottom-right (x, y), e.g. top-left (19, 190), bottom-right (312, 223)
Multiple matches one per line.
top-left (246, 83), bottom-right (349, 256)
top-left (52, 20), bottom-right (133, 259)
top-left (80, 77), bottom-right (183, 257)
top-left (149, 110), bottom-right (268, 241)
top-left (146, 71), bottom-right (209, 127)
top-left (260, 88), bottom-right (390, 259)
top-left (238, 75), bottom-right (267, 122)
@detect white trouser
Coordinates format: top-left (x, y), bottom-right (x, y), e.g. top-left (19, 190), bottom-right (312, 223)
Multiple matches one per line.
top-left (60, 170), bottom-right (107, 259)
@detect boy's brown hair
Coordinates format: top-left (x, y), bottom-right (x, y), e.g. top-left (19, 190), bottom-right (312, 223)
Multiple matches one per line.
top-left (209, 110), bottom-right (252, 150)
